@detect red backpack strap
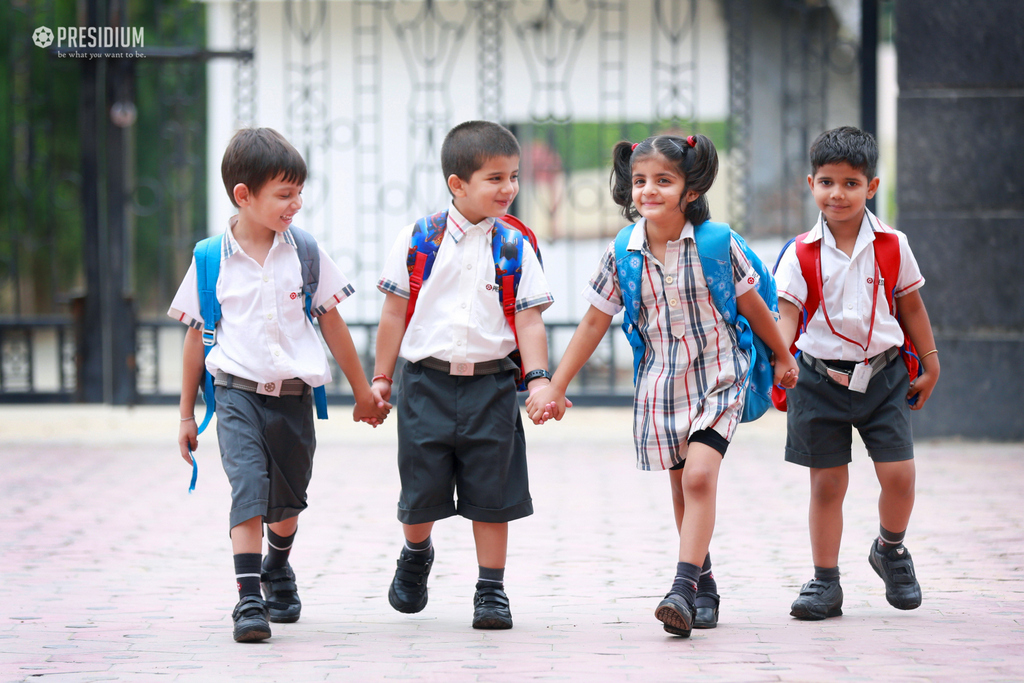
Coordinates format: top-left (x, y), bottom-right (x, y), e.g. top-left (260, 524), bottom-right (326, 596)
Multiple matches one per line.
top-left (871, 231), bottom-right (901, 314)
top-left (405, 211), bottom-right (447, 328)
top-left (793, 232), bottom-right (820, 318)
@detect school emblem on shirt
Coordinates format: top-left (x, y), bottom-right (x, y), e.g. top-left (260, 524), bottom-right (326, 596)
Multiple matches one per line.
top-left (747, 276), bottom-right (755, 285)
top-left (290, 292), bottom-right (298, 300)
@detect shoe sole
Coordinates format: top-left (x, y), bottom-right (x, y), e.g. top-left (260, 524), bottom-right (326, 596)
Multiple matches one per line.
top-left (655, 603), bottom-right (693, 637)
top-left (233, 625), bottom-right (271, 642)
top-left (267, 610), bottom-right (300, 624)
top-left (789, 603), bottom-right (843, 620)
top-left (869, 553), bottom-right (922, 610)
top-left (388, 584), bottom-right (428, 614)
top-left (472, 616), bottom-right (513, 630)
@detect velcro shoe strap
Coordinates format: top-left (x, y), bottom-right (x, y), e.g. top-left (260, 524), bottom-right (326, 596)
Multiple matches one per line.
top-left (475, 587), bottom-right (510, 607)
top-left (395, 559), bottom-right (431, 584)
top-left (232, 595), bottom-right (267, 619)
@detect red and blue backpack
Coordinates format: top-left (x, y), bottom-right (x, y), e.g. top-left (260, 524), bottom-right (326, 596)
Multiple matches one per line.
top-left (404, 211), bottom-right (542, 391)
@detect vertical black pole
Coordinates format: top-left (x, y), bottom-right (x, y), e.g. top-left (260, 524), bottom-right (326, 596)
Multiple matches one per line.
top-left (861, 0), bottom-right (878, 212)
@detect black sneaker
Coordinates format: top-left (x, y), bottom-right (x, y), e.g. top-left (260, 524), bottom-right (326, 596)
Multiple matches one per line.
top-left (655, 592), bottom-right (694, 637)
top-left (869, 539), bottom-right (922, 610)
top-left (694, 591), bottom-right (720, 629)
top-left (388, 545), bottom-right (434, 614)
top-left (790, 579), bottom-right (843, 620)
top-left (472, 584), bottom-right (513, 629)
top-left (261, 563), bottom-right (301, 623)
top-left (232, 595), bottom-right (271, 642)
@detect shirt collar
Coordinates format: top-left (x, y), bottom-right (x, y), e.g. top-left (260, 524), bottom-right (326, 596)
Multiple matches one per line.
top-left (626, 217), bottom-right (695, 253)
top-left (224, 214), bottom-right (296, 258)
top-left (447, 201), bottom-right (495, 244)
top-left (803, 208), bottom-right (882, 249)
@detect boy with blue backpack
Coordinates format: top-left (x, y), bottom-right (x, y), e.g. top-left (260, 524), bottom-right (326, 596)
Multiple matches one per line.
top-left (170, 128), bottom-right (389, 642)
top-left (527, 134), bottom-right (798, 637)
top-left (774, 126), bottom-right (939, 620)
top-left (370, 120), bottom-right (553, 630)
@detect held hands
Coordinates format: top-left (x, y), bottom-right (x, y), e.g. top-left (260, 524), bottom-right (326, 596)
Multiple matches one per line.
top-left (771, 351), bottom-right (800, 389)
top-left (525, 382), bottom-right (573, 425)
top-left (178, 417), bottom-right (198, 465)
top-left (355, 379), bottom-right (393, 427)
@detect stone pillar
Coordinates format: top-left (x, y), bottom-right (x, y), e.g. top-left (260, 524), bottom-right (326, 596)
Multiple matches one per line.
top-left (896, 1), bottom-right (1024, 439)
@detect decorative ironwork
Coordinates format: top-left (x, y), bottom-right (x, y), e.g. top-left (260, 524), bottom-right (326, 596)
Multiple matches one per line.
top-left (651, 0), bottom-right (698, 129)
top-left (234, 0), bottom-right (257, 128)
top-left (476, 0), bottom-right (505, 122)
top-left (726, 0), bottom-right (752, 234)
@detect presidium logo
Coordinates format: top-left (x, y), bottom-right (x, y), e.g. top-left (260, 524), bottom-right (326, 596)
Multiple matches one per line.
top-left (32, 25), bottom-right (145, 54)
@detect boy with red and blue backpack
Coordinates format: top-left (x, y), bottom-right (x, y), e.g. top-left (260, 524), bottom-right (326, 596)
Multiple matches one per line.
top-left (171, 128), bottom-right (389, 642)
top-left (774, 126), bottom-right (940, 620)
top-left (370, 121), bottom-right (554, 630)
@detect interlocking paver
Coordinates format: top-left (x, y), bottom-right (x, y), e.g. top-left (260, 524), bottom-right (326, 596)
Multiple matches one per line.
top-left (2, 404), bottom-right (1023, 682)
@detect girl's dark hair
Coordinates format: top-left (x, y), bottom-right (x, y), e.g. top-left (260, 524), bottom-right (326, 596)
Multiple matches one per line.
top-left (610, 134), bottom-right (719, 225)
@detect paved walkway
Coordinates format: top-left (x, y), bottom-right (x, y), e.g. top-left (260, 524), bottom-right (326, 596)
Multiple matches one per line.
top-left (2, 405), bottom-right (1022, 682)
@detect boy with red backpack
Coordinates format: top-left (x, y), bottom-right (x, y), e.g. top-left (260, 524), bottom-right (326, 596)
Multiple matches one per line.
top-left (370, 121), bottom-right (553, 630)
top-left (774, 126), bottom-right (940, 620)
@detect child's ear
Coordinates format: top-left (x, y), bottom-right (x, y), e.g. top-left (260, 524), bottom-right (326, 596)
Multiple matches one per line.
top-left (447, 174), bottom-right (467, 198)
top-left (866, 176), bottom-right (880, 199)
top-left (233, 183), bottom-right (251, 206)
top-left (684, 189), bottom-right (700, 205)
top-left (807, 174), bottom-right (815, 191)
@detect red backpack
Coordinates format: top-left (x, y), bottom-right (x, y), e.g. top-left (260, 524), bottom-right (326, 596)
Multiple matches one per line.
top-left (771, 226), bottom-right (922, 410)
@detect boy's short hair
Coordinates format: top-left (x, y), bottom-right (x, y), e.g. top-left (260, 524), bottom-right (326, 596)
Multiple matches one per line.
top-left (809, 126), bottom-right (878, 180)
top-left (221, 128), bottom-right (307, 207)
top-left (441, 121), bottom-right (520, 185)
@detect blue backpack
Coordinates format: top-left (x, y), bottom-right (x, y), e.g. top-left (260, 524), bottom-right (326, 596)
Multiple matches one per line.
top-left (404, 211), bottom-right (542, 391)
top-left (189, 227), bottom-right (328, 490)
top-left (613, 220), bottom-right (778, 423)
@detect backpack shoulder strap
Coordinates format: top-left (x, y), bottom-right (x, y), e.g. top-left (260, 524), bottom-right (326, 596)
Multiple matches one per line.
top-left (288, 227), bottom-right (328, 420)
top-left (405, 211), bottom-right (447, 327)
top-left (793, 232), bottom-right (820, 316)
top-left (613, 224), bottom-right (646, 382)
top-left (492, 218), bottom-right (526, 343)
top-left (193, 235), bottom-right (223, 436)
top-left (871, 231), bottom-right (901, 314)
top-left (692, 220), bottom-right (737, 323)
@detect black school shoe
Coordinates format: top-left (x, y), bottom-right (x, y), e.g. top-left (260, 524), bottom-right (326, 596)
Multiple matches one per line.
top-left (655, 592), bottom-right (694, 637)
top-left (232, 595), bottom-right (271, 642)
top-left (261, 564), bottom-right (301, 623)
top-left (790, 578), bottom-right (844, 620)
top-left (472, 583), bottom-right (513, 629)
top-left (694, 591), bottom-right (720, 629)
top-left (388, 545), bottom-right (434, 614)
top-left (869, 539), bottom-right (922, 610)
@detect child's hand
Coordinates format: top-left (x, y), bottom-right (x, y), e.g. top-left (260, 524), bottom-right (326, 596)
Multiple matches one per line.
top-left (907, 370), bottom-right (937, 410)
top-left (354, 389), bottom-right (390, 427)
top-left (526, 384), bottom-right (572, 425)
top-left (178, 417), bottom-right (198, 464)
top-left (772, 351), bottom-right (799, 389)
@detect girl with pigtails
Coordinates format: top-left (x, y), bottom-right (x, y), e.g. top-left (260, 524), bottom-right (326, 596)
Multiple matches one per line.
top-left (527, 135), bottom-right (798, 637)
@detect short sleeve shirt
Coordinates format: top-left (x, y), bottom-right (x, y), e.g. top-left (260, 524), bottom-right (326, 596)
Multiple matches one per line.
top-left (377, 202), bottom-right (553, 365)
top-left (774, 210), bottom-right (924, 361)
top-left (168, 217), bottom-right (354, 387)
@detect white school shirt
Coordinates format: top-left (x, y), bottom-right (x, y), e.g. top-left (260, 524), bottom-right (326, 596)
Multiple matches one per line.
top-left (774, 210), bottom-right (924, 362)
top-left (583, 218), bottom-right (758, 471)
top-left (377, 202), bottom-right (553, 365)
top-left (168, 217), bottom-right (355, 390)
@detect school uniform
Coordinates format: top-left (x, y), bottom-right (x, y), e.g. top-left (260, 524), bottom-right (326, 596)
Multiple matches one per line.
top-left (169, 216), bottom-right (354, 528)
top-left (584, 218), bottom-right (758, 472)
top-left (377, 202), bottom-right (553, 525)
top-left (774, 210), bottom-right (925, 468)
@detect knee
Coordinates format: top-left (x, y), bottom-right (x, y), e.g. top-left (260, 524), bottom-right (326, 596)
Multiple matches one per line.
top-left (682, 466), bottom-right (715, 499)
top-left (880, 464), bottom-right (916, 498)
top-left (810, 469), bottom-right (848, 504)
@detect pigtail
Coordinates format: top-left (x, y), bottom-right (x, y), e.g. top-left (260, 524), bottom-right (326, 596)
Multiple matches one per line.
top-left (673, 133), bottom-right (718, 226)
top-left (610, 140), bottom-right (641, 221)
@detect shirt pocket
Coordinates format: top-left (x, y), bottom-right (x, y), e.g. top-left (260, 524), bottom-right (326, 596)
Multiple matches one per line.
top-left (476, 277), bottom-right (508, 336)
top-left (278, 274), bottom-right (309, 338)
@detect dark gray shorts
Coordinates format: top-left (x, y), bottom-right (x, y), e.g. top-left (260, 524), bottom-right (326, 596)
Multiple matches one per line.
top-left (785, 351), bottom-right (914, 469)
top-left (215, 386), bottom-right (316, 529)
top-left (395, 361), bottom-right (533, 525)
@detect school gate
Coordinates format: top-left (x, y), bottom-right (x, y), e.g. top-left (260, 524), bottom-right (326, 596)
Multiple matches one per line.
top-left (1, 0), bottom-right (869, 407)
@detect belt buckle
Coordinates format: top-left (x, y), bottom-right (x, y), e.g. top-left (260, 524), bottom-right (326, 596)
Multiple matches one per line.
top-left (450, 361), bottom-right (474, 376)
top-left (826, 367), bottom-right (851, 386)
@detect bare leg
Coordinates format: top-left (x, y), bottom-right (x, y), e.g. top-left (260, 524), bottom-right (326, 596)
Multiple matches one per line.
top-left (670, 465), bottom-right (685, 534)
top-left (676, 443), bottom-right (722, 565)
top-left (473, 521), bottom-right (509, 568)
top-left (808, 466), bottom-right (849, 568)
top-left (402, 521), bottom-right (435, 545)
top-left (230, 516), bottom-right (263, 555)
top-left (874, 460), bottom-right (916, 534)
top-left (267, 515), bottom-right (298, 539)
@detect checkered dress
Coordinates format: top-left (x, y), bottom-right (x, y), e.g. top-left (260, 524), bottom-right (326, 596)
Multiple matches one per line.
top-left (583, 221), bottom-right (757, 471)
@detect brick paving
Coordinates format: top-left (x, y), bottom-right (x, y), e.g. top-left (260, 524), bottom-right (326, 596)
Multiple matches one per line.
top-left (2, 405), bottom-right (1023, 682)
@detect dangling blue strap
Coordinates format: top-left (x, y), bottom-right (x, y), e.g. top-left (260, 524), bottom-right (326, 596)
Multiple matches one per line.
top-left (190, 235), bottom-right (223, 490)
top-left (187, 444), bottom-right (198, 494)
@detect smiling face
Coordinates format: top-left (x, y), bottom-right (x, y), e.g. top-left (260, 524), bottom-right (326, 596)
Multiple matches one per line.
top-left (237, 174), bottom-right (304, 233)
top-left (449, 155), bottom-right (519, 225)
top-left (808, 161), bottom-right (879, 234)
top-left (630, 154), bottom-right (698, 231)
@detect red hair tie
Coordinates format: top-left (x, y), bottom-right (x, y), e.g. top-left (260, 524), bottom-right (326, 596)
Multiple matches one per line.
top-left (631, 143), bottom-right (639, 152)
top-left (686, 136), bottom-right (697, 148)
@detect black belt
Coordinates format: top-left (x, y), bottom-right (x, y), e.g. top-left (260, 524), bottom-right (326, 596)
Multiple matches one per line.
top-left (801, 347), bottom-right (900, 387)
top-left (415, 356), bottom-right (518, 376)
top-left (215, 371), bottom-right (309, 396)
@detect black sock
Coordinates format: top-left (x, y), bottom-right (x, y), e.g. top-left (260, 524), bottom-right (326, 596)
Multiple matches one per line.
top-left (263, 527), bottom-right (295, 572)
top-left (877, 525), bottom-right (906, 550)
top-left (404, 536), bottom-right (432, 563)
top-left (670, 561), bottom-right (701, 604)
top-left (814, 565), bottom-right (840, 583)
top-left (696, 553), bottom-right (717, 595)
top-left (477, 565), bottom-right (505, 591)
top-left (234, 553), bottom-right (262, 598)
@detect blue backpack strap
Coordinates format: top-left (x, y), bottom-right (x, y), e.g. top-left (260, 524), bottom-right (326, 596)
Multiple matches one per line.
top-left (405, 211), bottom-right (447, 327)
top-left (194, 235), bottom-right (223, 437)
top-left (290, 227), bottom-right (328, 420)
top-left (613, 224), bottom-right (646, 383)
top-left (492, 218), bottom-right (528, 390)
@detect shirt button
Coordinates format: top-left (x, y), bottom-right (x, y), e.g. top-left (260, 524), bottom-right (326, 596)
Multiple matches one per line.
top-left (457, 340), bottom-right (463, 346)
top-left (461, 303), bottom-right (467, 309)
top-left (274, 350), bottom-right (281, 357)
top-left (847, 303), bottom-right (854, 310)
top-left (267, 313), bottom-right (273, 320)
top-left (669, 298), bottom-right (678, 307)
top-left (263, 274), bottom-right (269, 282)
top-left (665, 276), bottom-right (674, 284)
top-left (466, 263), bottom-right (473, 270)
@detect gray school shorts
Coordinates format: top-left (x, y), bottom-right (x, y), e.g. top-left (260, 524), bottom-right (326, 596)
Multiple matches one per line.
top-left (215, 385), bottom-right (316, 529)
top-left (785, 350), bottom-right (914, 469)
top-left (395, 361), bottom-right (533, 525)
